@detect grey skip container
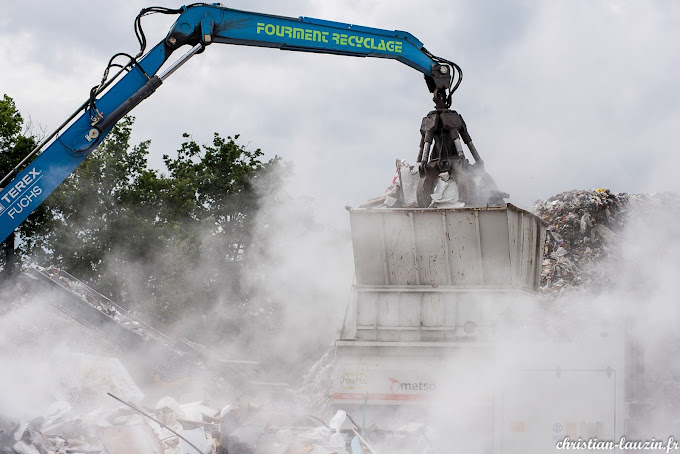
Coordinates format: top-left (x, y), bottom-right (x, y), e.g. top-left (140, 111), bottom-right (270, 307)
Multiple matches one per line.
top-left (341, 204), bottom-right (546, 342)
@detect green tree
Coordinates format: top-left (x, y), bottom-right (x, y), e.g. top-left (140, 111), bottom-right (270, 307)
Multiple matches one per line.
top-left (144, 133), bottom-right (266, 326)
top-left (38, 117), bottom-right (276, 332)
top-left (37, 116), bottom-right (164, 299)
top-left (0, 94), bottom-right (42, 278)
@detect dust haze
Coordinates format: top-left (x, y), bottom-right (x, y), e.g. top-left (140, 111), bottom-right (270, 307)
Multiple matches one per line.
top-left (2, 178), bottom-right (680, 452)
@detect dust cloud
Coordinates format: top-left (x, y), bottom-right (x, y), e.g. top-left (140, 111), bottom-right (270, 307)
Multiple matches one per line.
top-left (1, 179), bottom-right (679, 453)
top-left (404, 197), bottom-right (680, 453)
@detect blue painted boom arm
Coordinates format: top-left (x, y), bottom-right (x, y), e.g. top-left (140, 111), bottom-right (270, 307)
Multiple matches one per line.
top-left (0, 3), bottom-right (456, 243)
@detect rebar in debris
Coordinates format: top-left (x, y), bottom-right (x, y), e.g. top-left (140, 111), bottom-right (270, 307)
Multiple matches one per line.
top-left (106, 392), bottom-right (204, 454)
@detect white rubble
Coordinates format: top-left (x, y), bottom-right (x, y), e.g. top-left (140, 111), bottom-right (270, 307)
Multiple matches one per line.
top-left (48, 351), bottom-right (144, 408)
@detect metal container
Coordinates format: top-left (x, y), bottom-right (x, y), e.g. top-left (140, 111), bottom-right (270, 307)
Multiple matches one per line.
top-left (349, 204), bottom-right (544, 290)
top-left (340, 204), bottom-right (546, 342)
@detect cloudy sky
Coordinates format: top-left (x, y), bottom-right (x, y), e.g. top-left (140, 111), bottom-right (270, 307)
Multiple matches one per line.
top-left (1, 0), bottom-right (678, 225)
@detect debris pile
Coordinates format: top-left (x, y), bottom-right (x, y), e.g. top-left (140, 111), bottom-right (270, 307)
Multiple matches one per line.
top-left (360, 160), bottom-right (430, 208)
top-left (297, 349), bottom-right (335, 419)
top-left (0, 285), bottom-right (366, 454)
top-left (533, 189), bottom-right (680, 294)
top-left (22, 265), bottom-right (261, 391)
top-left (0, 368), bottom-right (377, 454)
top-left (361, 159), bottom-right (505, 209)
top-left (2, 392), bottom-right (222, 454)
top-left (39, 266), bottom-right (175, 345)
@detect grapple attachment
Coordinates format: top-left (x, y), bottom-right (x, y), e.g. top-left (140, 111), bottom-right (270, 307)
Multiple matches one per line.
top-left (415, 109), bottom-right (508, 207)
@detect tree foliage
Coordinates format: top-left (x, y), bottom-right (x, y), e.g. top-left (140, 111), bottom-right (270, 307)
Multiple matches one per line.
top-left (31, 116), bottom-right (276, 330)
top-left (36, 117), bottom-right (161, 290)
top-left (0, 94), bottom-right (42, 275)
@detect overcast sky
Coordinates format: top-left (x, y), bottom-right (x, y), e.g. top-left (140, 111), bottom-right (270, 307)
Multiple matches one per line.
top-left (1, 0), bottom-right (679, 226)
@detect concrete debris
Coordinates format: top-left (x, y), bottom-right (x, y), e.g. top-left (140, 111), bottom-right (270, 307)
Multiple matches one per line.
top-left (48, 352), bottom-right (144, 409)
top-left (11, 441), bottom-right (39, 454)
top-left (97, 424), bottom-right (165, 454)
top-left (2, 391), bottom-right (220, 453)
top-left (0, 353), bottom-right (370, 454)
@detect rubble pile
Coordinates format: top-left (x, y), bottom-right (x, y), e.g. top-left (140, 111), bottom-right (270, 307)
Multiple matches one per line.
top-left (298, 350), bottom-right (335, 419)
top-left (0, 283), bottom-right (372, 453)
top-left (40, 266), bottom-right (174, 346)
top-left (533, 189), bottom-right (680, 294)
top-left (0, 378), bottom-right (377, 454)
top-left (23, 265), bottom-right (264, 394)
top-left (2, 393), bottom-right (221, 454)
top-left (361, 160), bottom-right (473, 209)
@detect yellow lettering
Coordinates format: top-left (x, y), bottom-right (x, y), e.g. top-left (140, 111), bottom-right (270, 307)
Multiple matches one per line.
top-left (377, 39), bottom-right (386, 51)
top-left (257, 22), bottom-right (349, 46)
top-left (394, 41), bottom-right (402, 53)
top-left (364, 37), bottom-right (372, 49)
top-left (386, 41), bottom-right (395, 52)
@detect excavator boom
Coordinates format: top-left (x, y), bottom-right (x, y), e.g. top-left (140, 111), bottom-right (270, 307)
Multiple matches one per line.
top-left (0, 3), bottom-right (501, 244)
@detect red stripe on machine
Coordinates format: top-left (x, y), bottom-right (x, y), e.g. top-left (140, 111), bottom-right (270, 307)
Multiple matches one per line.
top-left (332, 393), bottom-right (431, 401)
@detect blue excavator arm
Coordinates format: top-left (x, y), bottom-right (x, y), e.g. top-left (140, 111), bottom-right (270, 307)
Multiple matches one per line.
top-left (0, 3), bottom-right (462, 243)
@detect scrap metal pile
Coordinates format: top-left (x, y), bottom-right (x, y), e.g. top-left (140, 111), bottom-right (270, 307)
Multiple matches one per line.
top-left (533, 189), bottom-right (680, 294)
